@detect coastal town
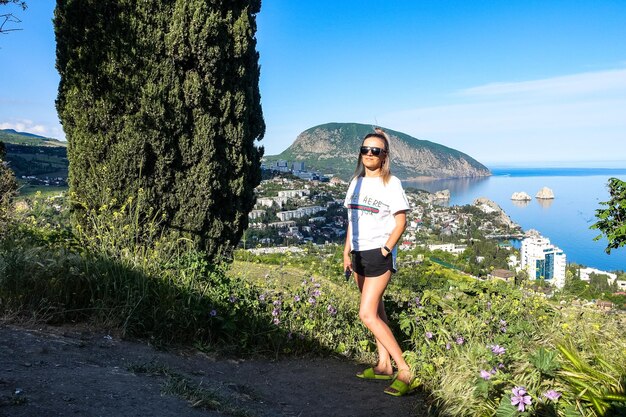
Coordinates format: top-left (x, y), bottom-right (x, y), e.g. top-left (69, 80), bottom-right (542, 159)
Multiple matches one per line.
top-left (249, 160), bottom-right (626, 299)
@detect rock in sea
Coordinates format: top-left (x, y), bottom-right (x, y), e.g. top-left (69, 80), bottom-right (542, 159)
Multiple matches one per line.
top-left (535, 187), bottom-right (555, 199)
top-left (511, 192), bottom-right (532, 201)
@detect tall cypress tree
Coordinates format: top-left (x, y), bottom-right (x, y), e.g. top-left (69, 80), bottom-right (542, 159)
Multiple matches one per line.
top-left (55, 0), bottom-right (264, 259)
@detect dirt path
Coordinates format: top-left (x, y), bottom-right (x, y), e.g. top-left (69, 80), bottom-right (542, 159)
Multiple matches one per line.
top-left (0, 324), bottom-right (428, 417)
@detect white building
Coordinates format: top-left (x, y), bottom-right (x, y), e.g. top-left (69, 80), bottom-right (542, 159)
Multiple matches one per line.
top-left (579, 267), bottom-right (626, 291)
top-left (277, 189), bottom-right (310, 198)
top-left (508, 254), bottom-right (520, 271)
top-left (521, 235), bottom-right (566, 288)
top-left (257, 196), bottom-right (289, 208)
top-left (248, 209), bottom-right (265, 220)
top-left (427, 243), bottom-right (466, 254)
top-left (257, 198), bottom-right (274, 208)
top-left (427, 243), bottom-right (456, 252)
top-left (276, 211), bottom-right (299, 221)
top-left (579, 267), bottom-right (617, 283)
top-left (267, 221), bottom-right (296, 229)
top-left (291, 162), bottom-right (305, 172)
top-left (276, 206), bottom-right (324, 222)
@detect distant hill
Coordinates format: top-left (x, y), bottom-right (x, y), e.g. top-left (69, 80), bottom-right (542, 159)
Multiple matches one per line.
top-left (0, 129), bottom-right (66, 147)
top-left (0, 129), bottom-right (68, 179)
top-left (263, 122), bottom-right (491, 180)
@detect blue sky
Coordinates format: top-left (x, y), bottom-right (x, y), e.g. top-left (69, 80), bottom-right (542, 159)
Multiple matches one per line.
top-left (1, 1), bottom-right (625, 166)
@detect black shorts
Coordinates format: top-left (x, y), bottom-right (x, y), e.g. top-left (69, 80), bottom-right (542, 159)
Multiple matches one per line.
top-left (351, 248), bottom-right (394, 277)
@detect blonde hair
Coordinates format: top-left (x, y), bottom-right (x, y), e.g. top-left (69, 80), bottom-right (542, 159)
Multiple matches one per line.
top-left (351, 127), bottom-right (392, 184)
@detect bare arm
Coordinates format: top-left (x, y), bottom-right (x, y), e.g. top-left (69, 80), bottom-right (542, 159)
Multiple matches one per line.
top-left (381, 211), bottom-right (407, 257)
top-left (343, 222), bottom-right (352, 272)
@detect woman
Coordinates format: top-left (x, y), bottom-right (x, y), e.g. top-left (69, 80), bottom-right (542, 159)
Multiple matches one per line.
top-left (343, 128), bottom-right (413, 396)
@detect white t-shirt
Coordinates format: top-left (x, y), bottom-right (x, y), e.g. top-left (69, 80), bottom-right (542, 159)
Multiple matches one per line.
top-left (343, 175), bottom-right (410, 252)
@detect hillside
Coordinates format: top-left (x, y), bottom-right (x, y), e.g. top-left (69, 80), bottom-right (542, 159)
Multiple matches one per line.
top-left (263, 122), bottom-right (491, 180)
top-left (0, 129), bottom-right (68, 179)
top-left (0, 129), bottom-right (66, 147)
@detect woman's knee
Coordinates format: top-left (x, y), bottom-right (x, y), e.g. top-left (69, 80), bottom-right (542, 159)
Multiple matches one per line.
top-left (359, 308), bottom-right (377, 326)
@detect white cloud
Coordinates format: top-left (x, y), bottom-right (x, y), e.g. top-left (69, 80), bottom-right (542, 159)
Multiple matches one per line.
top-left (459, 68), bottom-right (626, 98)
top-left (380, 68), bottom-right (626, 164)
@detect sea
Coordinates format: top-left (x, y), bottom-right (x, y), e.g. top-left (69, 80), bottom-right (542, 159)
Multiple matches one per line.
top-left (404, 167), bottom-right (626, 273)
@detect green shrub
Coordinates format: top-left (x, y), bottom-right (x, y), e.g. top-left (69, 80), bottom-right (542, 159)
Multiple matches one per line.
top-left (0, 192), bottom-right (276, 350)
top-left (0, 157), bottom-right (17, 233)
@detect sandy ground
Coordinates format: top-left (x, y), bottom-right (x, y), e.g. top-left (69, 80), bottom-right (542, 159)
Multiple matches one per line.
top-left (0, 324), bottom-right (429, 417)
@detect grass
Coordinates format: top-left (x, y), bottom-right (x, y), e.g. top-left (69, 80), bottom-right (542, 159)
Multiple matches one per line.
top-left (16, 183), bottom-right (67, 198)
top-left (129, 362), bottom-right (255, 417)
top-left (2, 193), bottom-right (626, 416)
top-left (230, 259), bottom-right (348, 296)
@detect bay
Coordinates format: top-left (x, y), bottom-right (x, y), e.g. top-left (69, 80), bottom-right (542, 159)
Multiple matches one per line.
top-left (404, 168), bottom-right (626, 273)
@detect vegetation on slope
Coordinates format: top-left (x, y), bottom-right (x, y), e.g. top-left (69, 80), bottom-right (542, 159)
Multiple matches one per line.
top-left (1, 193), bottom-right (625, 416)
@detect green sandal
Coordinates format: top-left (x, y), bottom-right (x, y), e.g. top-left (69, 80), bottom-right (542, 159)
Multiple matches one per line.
top-left (384, 376), bottom-right (419, 397)
top-left (356, 367), bottom-right (394, 380)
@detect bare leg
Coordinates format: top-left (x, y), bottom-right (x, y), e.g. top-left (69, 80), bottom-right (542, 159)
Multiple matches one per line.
top-left (355, 273), bottom-right (392, 375)
top-left (357, 271), bottom-right (411, 383)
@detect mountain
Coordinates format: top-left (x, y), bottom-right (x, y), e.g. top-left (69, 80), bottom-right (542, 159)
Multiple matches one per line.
top-left (0, 129), bottom-right (68, 179)
top-left (0, 129), bottom-right (66, 147)
top-left (263, 122), bottom-right (491, 180)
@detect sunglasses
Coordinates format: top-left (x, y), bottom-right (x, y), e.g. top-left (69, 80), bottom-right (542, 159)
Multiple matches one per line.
top-left (360, 146), bottom-right (386, 156)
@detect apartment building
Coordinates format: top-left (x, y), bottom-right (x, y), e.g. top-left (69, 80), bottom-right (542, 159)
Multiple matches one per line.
top-left (521, 235), bottom-right (566, 288)
top-left (276, 206), bottom-right (324, 221)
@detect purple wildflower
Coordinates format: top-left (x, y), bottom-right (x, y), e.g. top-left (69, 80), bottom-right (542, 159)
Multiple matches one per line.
top-left (446, 342), bottom-right (451, 350)
top-left (312, 289), bottom-right (321, 297)
top-left (229, 295), bottom-right (237, 303)
top-left (543, 390), bottom-right (561, 401)
top-left (511, 387), bottom-right (532, 412)
top-left (498, 363), bottom-right (505, 369)
top-left (308, 297), bottom-right (316, 304)
top-left (209, 309), bottom-right (217, 317)
top-left (456, 336), bottom-right (465, 345)
top-left (487, 301), bottom-right (492, 309)
top-left (272, 308), bottom-right (280, 317)
top-left (327, 305), bottom-right (337, 316)
top-left (425, 331), bottom-right (433, 340)
top-left (480, 370), bottom-right (491, 380)
top-left (500, 319), bottom-right (507, 326)
top-left (500, 327), bottom-right (507, 333)
top-left (489, 344), bottom-right (506, 355)
top-left (259, 294), bottom-right (266, 302)
top-left (273, 317), bottom-right (280, 325)
top-left (314, 283), bottom-right (321, 288)
top-left (294, 295), bottom-right (301, 302)
top-left (273, 299), bottom-right (282, 306)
